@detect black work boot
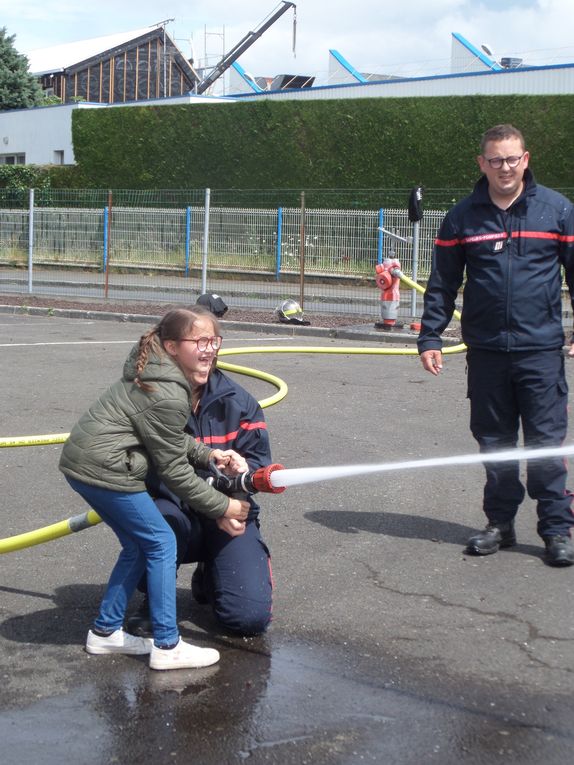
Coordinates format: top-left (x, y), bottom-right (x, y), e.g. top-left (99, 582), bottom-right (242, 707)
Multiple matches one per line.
top-left (543, 535), bottom-right (574, 567)
top-left (126, 596), bottom-right (152, 637)
top-left (466, 522), bottom-right (516, 555)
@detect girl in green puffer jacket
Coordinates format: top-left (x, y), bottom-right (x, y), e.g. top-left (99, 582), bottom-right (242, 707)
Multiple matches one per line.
top-left (60, 307), bottom-right (249, 670)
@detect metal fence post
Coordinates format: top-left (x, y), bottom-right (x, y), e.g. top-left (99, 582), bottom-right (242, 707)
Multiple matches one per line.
top-left (103, 205), bottom-right (109, 271)
top-left (377, 208), bottom-right (384, 265)
top-left (27, 188), bottom-right (34, 294)
top-left (104, 190), bottom-right (112, 299)
top-left (185, 205), bottom-right (191, 277)
top-left (201, 188), bottom-right (211, 295)
top-left (411, 219), bottom-right (420, 317)
top-left (299, 191), bottom-right (305, 309)
top-left (276, 206), bottom-right (283, 280)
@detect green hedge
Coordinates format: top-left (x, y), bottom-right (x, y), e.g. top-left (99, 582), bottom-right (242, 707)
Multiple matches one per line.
top-left (0, 164), bottom-right (51, 190)
top-left (47, 94), bottom-right (574, 205)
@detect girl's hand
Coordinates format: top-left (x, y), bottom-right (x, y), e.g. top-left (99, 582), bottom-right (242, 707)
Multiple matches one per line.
top-left (210, 448), bottom-right (230, 469)
top-left (214, 449), bottom-right (248, 475)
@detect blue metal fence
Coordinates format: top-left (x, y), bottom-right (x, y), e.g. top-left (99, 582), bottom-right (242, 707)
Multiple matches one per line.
top-left (0, 190), bottom-right (448, 321)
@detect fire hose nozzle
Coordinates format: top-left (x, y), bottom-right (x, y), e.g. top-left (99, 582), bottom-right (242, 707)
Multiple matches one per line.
top-left (250, 463), bottom-right (286, 493)
top-left (208, 461), bottom-right (286, 495)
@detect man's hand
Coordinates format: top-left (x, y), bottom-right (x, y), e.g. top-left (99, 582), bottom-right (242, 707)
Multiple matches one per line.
top-left (216, 516), bottom-right (246, 538)
top-left (568, 342), bottom-right (574, 358)
top-left (223, 497), bottom-right (249, 521)
top-left (420, 349), bottom-right (443, 375)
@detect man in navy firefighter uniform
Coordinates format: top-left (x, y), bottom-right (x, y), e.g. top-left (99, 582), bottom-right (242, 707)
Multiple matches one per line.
top-left (418, 123), bottom-right (574, 567)
top-left (129, 364), bottom-right (274, 636)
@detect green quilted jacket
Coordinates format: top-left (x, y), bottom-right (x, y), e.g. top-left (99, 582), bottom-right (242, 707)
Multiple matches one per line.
top-left (59, 343), bottom-right (229, 519)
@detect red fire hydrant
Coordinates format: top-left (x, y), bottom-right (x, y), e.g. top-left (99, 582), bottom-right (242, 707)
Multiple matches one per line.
top-left (375, 258), bottom-right (402, 329)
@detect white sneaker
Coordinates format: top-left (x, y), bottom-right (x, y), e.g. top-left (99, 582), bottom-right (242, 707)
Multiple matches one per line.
top-left (85, 628), bottom-right (153, 655)
top-left (149, 637), bottom-right (220, 670)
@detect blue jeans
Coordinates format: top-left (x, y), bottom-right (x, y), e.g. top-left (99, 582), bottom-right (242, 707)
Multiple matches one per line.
top-left (66, 478), bottom-right (179, 646)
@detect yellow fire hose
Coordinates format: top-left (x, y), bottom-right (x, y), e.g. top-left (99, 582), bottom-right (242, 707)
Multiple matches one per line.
top-left (0, 510), bottom-right (102, 554)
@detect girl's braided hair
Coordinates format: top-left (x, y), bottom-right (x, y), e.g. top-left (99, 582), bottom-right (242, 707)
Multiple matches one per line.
top-left (134, 306), bottom-right (221, 391)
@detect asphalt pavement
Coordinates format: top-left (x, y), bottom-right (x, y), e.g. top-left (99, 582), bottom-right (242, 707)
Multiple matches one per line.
top-left (1, 311), bottom-right (573, 765)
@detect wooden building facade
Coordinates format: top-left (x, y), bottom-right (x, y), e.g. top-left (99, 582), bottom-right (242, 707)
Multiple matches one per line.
top-left (37, 28), bottom-right (199, 104)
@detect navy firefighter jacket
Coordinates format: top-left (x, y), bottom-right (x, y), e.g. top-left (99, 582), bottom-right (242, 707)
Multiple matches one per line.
top-left (417, 170), bottom-right (574, 354)
top-left (147, 367), bottom-right (272, 518)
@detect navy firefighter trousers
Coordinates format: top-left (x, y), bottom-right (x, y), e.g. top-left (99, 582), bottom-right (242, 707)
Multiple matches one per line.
top-left (466, 348), bottom-right (574, 538)
top-left (146, 498), bottom-right (273, 636)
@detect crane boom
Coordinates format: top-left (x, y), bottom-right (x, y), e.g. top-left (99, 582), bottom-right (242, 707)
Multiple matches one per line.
top-left (196, 1), bottom-right (296, 95)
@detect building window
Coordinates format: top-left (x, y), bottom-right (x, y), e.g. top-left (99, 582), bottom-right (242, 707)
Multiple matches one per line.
top-left (0, 154), bottom-right (25, 165)
top-left (53, 150), bottom-right (65, 165)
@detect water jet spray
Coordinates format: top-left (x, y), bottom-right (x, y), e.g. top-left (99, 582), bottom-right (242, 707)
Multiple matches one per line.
top-left (266, 443), bottom-right (574, 490)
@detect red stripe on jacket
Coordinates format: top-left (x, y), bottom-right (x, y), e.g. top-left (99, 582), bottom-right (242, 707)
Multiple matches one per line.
top-left (196, 420), bottom-right (267, 445)
top-left (435, 231), bottom-right (574, 247)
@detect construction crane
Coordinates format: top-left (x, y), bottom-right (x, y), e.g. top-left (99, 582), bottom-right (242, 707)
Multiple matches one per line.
top-left (195, 1), bottom-right (296, 95)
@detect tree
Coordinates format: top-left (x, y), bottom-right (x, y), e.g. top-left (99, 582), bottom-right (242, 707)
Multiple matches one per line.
top-left (0, 27), bottom-right (43, 110)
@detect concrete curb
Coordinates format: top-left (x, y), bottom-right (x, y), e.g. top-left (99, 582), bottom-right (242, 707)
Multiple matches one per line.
top-left (0, 304), bottom-right (463, 346)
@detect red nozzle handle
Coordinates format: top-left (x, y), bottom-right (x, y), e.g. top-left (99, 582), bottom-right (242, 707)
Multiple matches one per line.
top-left (250, 463), bottom-right (286, 494)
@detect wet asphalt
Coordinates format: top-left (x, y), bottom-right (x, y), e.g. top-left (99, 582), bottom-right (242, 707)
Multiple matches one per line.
top-left (1, 310), bottom-right (574, 765)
